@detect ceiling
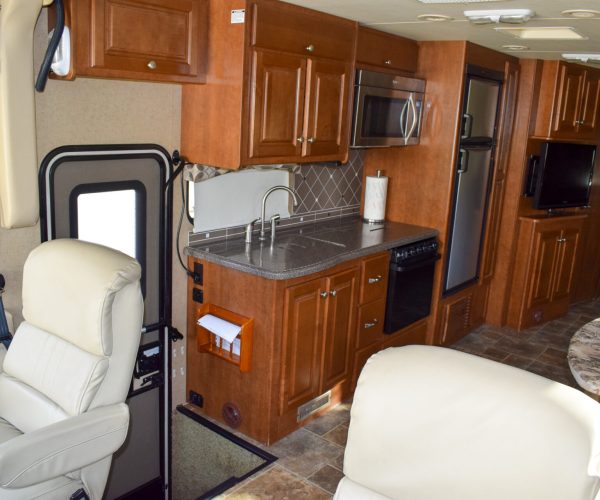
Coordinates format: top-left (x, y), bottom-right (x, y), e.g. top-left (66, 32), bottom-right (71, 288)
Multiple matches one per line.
top-left (282, 0), bottom-right (600, 64)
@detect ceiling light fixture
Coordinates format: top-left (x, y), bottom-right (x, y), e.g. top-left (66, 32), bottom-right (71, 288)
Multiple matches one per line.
top-left (417, 14), bottom-right (453, 22)
top-left (502, 44), bottom-right (529, 51)
top-left (496, 26), bottom-right (586, 40)
top-left (562, 53), bottom-right (600, 63)
top-left (561, 9), bottom-right (600, 18)
top-left (464, 9), bottom-right (534, 25)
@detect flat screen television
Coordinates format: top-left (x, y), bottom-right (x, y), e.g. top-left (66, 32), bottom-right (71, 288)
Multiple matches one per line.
top-left (533, 142), bottom-right (596, 210)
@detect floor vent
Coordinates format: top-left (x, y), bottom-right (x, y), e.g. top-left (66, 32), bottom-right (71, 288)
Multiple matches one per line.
top-left (297, 391), bottom-right (331, 422)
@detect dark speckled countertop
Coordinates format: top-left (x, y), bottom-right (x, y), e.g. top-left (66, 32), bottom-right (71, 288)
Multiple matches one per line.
top-left (185, 216), bottom-right (438, 280)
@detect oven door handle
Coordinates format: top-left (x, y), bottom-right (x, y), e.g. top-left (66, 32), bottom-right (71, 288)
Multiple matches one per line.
top-left (390, 253), bottom-right (440, 273)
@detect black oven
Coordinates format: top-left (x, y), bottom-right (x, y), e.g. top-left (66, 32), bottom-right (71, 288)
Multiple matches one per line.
top-left (384, 238), bottom-right (440, 334)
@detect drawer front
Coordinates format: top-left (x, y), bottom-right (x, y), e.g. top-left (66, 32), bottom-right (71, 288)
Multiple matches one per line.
top-left (356, 298), bottom-right (386, 350)
top-left (356, 28), bottom-right (418, 73)
top-left (250, 0), bottom-right (356, 61)
top-left (360, 253), bottom-right (389, 304)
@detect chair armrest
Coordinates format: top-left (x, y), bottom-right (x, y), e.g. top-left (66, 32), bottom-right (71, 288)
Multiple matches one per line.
top-left (0, 403), bottom-right (129, 488)
top-left (0, 344), bottom-right (6, 373)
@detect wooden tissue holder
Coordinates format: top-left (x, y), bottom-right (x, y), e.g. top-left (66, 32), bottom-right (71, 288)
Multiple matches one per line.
top-left (195, 303), bottom-right (254, 372)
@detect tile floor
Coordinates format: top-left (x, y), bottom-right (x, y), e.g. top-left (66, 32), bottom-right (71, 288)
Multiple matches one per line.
top-left (214, 298), bottom-right (600, 499)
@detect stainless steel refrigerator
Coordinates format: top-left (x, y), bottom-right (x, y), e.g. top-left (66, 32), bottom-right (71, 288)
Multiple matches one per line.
top-left (444, 66), bottom-right (502, 295)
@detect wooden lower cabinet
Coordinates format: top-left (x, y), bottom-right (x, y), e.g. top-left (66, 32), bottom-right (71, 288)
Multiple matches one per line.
top-left (280, 268), bottom-right (358, 415)
top-left (507, 214), bottom-right (586, 330)
top-left (438, 284), bottom-right (488, 345)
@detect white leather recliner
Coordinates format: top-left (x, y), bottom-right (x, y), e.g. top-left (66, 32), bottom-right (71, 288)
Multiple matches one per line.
top-left (336, 345), bottom-right (600, 500)
top-left (0, 239), bottom-right (143, 499)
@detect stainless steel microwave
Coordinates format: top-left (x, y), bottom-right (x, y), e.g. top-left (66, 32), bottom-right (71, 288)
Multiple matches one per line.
top-left (351, 69), bottom-right (426, 148)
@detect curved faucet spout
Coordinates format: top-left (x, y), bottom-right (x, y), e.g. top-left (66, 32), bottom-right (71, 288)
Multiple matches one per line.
top-left (259, 186), bottom-right (299, 241)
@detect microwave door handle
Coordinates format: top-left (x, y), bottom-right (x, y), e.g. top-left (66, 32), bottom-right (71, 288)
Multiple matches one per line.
top-left (405, 94), bottom-right (418, 145)
top-left (399, 99), bottom-right (409, 137)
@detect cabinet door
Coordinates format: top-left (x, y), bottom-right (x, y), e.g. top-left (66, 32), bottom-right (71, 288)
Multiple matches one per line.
top-left (552, 63), bottom-right (585, 137)
top-left (552, 226), bottom-right (581, 301)
top-left (303, 58), bottom-right (351, 159)
top-left (280, 279), bottom-right (325, 415)
top-left (526, 227), bottom-right (560, 309)
top-left (578, 70), bottom-right (600, 138)
top-left (321, 269), bottom-right (358, 391)
top-left (249, 50), bottom-right (306, 160)
top-left (87, 0), bottom-right (205, 81)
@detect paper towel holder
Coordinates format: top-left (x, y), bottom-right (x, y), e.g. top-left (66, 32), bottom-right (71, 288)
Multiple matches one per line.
top-left (363, 170), bottom-right (387, 224)
top-left (195, 303), bottom-right (254, 372)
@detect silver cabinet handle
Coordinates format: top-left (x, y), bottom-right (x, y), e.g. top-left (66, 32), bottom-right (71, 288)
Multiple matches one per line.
top-left (364, 318), bottom-right (379, 329)
top-left (147, 60), bottom-right (157, 70)
top-left (307, 137), bottom-right (315, 143)
top-left (368, 275), bottom-right (383, 284)
top-left (384, 59), bottom-right (392, 65)
top-left (320, 291), bottom-right (328, 298)
top-left (557, 237), bottom-right (567, 243)
top-left (329, 289), bottom-right (337, 297)
top-left (305, 44), bottom-right (315, 53)
top-left (297, 137), bottom-right (305, 143)
top-left (405, 93), bottom-right (418, 145)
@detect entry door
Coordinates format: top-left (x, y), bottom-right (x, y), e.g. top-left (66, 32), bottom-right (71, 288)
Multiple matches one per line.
top-left (39, 144), bottom-right (172, 500)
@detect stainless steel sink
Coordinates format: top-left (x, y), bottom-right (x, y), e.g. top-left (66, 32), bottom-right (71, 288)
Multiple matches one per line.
top-left (300, 235), bottom-right (347, 248)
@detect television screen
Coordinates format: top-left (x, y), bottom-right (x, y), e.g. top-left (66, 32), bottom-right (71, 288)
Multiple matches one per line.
top-left (533, 142), bottom-right (596, 210)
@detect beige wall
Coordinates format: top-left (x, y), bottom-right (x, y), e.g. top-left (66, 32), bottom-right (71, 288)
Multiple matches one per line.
top-left (0, 11), bottom-right (189, 406)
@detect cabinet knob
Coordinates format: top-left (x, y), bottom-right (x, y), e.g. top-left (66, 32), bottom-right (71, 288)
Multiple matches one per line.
top-left (297, 136), bottom-right (305, 144)
top-left (307, 137), bottom-right (315, 144)
top-left (329, 289), bottom-right (337, 297)
top-left (384, 59), bottom-right (392, 65)
top-left (368, 275), bottom-right (383, 284)
top-left (305, 44), bottom-right (315, 53)
top-left (364, 319), bottom-right (379, 329)
top-left (557, 237), bottom-right (567, 243)
top-left (320, 291), bottom-right (328, 299)
top-left (147, 60), bottom-right (157, 70)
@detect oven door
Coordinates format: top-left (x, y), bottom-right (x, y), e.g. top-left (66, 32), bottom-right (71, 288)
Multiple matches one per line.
top-left (351, 85), bottom-right (422, 147)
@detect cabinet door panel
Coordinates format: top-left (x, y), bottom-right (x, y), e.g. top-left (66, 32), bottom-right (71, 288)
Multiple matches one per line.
top-left (552, 63), bottom-right (584, 137)
top-left (89, 0), bottom-right (204, 79)
top-left (552, 227), bottom-right (581, 301)
top-left (280, 279), bottom-right (324, 415)
top-left (249, 50), bottom-right (306, 159)
top-left (578, 71), bottom-right (600, 138)
top-left (321, 269), bottom-right (358, 390)
top-left (304, 58), bottom-right (351, 158)
top-left (527, 228), bottom-right (560, 309)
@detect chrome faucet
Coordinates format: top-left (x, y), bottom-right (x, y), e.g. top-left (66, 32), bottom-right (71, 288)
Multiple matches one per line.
top-left (259, 186), bottom-right (299, 241)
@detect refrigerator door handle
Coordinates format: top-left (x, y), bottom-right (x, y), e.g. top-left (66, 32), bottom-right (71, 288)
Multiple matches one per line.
top-left (461, 113), bottom-right (473, 140)
top-left (458, 149), bottom-right (469, 174)
top-left (405, 94), bottom-right (418, 145)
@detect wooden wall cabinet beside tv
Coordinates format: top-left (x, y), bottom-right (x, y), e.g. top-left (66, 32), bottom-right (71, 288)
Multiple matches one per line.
top-left (532, 61), bottom-right (600, 141)
top-left (507, 214), bottom-right (586, 331)
top-left (54, 0), bottom-right (207, 83)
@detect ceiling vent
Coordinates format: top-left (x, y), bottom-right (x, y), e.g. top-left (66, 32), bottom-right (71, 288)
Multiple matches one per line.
top-left (562, 53), bottom-right (600, 64)
top-left (464, 9), bottom-right (534, 24)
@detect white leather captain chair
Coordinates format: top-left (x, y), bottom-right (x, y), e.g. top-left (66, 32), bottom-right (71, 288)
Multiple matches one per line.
top-left (0, 239), bottom-right (143, 499)
top-left (335, 345), bottom-right (600, 500)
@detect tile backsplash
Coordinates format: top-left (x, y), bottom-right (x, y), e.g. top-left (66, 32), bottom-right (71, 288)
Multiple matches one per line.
top-left (188, 150), bottom-right (363, 244)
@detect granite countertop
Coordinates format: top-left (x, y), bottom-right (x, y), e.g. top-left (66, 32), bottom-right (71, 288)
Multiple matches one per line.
top-left (568, 318), bottom-right (600, 395)
top-left (185, 216), bottom-right (438, 280)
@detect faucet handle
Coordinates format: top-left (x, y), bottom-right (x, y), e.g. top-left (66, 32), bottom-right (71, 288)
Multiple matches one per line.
top-left (245, 217), bottom-right (261, 244)
top-left (270, 214), bottom-right (281, 240)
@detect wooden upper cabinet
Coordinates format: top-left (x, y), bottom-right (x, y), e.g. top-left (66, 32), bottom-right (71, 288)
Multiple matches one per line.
top-left (356, 27), bottom-right (418, 74)
top-left (181, 0), bottom-right (357, 169)
top-left (533, 61), bottom-right (600, 140)
top-left (304, 58), bottom-right (351, 158)
top-left (60, 0), bottom-right (207, 83)
top-left (249, 50), bottom-right (306, 159)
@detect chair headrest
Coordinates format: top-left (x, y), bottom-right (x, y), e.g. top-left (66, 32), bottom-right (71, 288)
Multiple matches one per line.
top-left (21, 239), bottom-right (141, 356)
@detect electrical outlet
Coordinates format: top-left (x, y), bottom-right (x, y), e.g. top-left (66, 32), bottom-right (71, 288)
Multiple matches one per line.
top-left (180, 346), bottom-right (185, 356)
top-left (189, 391), bottom-right (203, 407)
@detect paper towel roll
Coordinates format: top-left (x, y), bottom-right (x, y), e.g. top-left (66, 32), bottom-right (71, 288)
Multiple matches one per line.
top-left (363, 172), bottom-right (388, 223)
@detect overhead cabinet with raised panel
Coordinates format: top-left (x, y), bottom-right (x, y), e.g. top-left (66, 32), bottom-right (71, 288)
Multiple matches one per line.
top-left (355, 26), bottom-right (418, 74)
top-left (181, 0), bottom-right (357, 169)
top-left (532, 60), bottom-right (600, 141)
top-left (53, 0), bottom-right (208, 83)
